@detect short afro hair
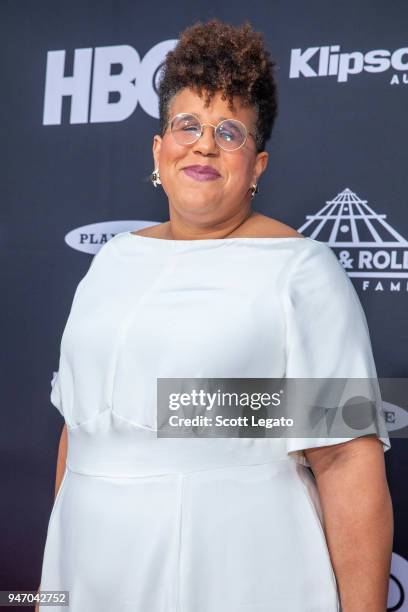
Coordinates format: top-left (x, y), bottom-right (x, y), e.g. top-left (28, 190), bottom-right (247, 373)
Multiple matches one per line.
top-left (157, 18), bottom-right (278, 153)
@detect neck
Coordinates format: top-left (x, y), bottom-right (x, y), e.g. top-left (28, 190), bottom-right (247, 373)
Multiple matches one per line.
top-left (164, 207), bottom-right (257, 241)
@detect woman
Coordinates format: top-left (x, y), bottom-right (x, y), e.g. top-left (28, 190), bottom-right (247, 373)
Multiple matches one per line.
top-left (38, 19), bottom-right (393, 612)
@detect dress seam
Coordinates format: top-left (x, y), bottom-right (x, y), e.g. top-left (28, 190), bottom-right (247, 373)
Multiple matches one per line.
top-left (106, 253), bottom-right (180, 413)
top-left (64, 457), bottom-right (295, 479)
top-left (111, 409), bottom-right (157, 430)
top-left (174, 473), bottom-right (184, 612)
top-left (279, 240), bottom-right (315, 378)
top-left (67, 407), bottom-right (112, 430)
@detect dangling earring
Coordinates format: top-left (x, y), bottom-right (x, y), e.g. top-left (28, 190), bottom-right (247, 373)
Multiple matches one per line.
top-left (151, 168), bottom-right (161, 188)
top-left (250, 183), bottom-right (259, 199)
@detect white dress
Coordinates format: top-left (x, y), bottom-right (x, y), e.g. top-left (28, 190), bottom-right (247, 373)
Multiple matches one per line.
top-left (39, 231), bottom-right (391, 612)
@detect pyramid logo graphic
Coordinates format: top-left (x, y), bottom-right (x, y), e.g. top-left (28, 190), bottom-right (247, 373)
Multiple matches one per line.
top-left (298, 188), bottom-right (408, 247)
top-left (298, 188), bottom-right (408, 282)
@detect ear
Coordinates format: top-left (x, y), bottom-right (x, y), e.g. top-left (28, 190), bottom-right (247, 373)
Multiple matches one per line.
top-left (152, 134), bottom-right (162, 170)
top-left (252, 151), bottom-right (269, 184)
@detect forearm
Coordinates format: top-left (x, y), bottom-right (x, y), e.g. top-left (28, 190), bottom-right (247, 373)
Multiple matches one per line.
top-left (314, 453), bottom-right (394, 612)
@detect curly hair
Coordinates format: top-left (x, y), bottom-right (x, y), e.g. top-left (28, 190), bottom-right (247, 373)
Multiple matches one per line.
top-left (157, 19), bottom-right (278, 153)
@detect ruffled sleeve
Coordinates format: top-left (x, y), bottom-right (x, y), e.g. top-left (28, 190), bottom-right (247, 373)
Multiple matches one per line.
top-left (282, 239), bottom-right (391, 467)
top-left (50, 370), bottom-right (64, 418)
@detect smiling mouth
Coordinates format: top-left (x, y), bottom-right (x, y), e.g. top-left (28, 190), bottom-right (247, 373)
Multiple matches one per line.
top-left (182, 167), bottom-right (221, 182)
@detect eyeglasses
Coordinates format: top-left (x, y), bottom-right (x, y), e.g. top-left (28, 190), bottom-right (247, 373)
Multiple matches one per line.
top-left (166, 112), bottom-right (257, 152)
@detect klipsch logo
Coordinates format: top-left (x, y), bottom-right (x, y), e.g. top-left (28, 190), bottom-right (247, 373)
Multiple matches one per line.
top-left (298, 188), bottom-right (408, 291)
top-left (289, 45), bottom-right (408, 85)
top-left (43, 41), bottom-right (177, 125)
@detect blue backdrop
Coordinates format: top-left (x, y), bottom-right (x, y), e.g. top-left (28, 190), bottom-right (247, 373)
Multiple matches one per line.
top-left (1, 1), bottom-right (407, 608)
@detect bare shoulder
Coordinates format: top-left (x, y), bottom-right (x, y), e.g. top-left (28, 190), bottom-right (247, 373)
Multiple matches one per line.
top-left (243, 213), bottom-right (304, 238)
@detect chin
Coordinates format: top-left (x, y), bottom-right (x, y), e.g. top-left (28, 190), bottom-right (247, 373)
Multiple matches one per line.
top-left (179, 197), bottom-right (221, 214)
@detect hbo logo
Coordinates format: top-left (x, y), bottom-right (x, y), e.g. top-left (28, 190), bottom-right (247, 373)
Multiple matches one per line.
top-left (43, 41), bottom-right (177, 125)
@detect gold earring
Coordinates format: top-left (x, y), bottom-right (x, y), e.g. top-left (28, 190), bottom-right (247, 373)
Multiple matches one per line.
top-left (250, 183), bottom-right (259, 199)
top-left (151, 168), bottom-right (161, 187)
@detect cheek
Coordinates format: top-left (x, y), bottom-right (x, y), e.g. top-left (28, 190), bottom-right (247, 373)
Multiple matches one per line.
top-left (158, 143), bottom-right (187, 185)
top-left (159, 138), bottom-right (185, 167)
top-left (224, 157), bottom-right (253, 189)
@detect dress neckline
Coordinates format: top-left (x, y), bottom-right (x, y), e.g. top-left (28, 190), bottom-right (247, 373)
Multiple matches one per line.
top-left (126, 231), bottom-right (309, 247)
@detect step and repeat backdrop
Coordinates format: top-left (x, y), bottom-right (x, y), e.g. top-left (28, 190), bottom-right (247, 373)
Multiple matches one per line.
top-left (2, 0), bottom-right (407, 607)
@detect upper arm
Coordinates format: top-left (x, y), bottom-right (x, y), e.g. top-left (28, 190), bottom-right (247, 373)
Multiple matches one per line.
top-left (60, 423), bottom-right (68, 449)
top-left (54, 424), bottom-right (68, 497)
top-left (305, 434), bottom-right (387, 478)
top-left (58, 424), bottom-right (68, 465)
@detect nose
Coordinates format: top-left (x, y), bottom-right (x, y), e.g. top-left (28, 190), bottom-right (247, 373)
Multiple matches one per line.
top-left (192, 124), bottom-right (219, 155)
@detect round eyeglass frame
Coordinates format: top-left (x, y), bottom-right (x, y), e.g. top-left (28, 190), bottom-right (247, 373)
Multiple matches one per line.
top-left (165, 112), bottom-right (258, 152)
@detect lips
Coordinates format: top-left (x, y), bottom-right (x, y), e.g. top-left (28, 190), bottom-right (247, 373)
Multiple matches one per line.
top-left (182, 165), bottom-right (221, 182)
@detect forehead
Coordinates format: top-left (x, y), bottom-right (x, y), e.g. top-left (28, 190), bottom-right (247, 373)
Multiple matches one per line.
top-left (169, 87), bottom-right (256, 125)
